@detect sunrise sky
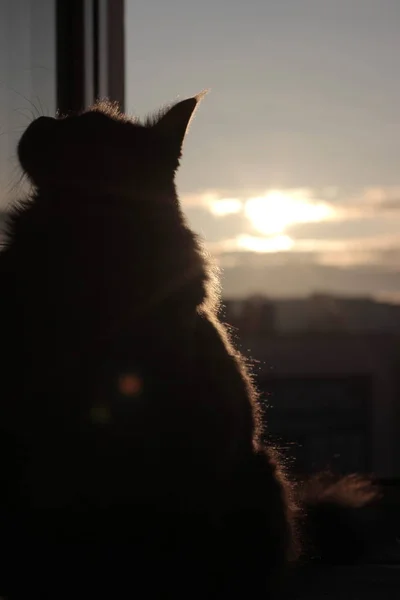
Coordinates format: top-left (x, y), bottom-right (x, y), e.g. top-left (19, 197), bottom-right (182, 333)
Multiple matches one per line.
top-left (126, 0), bottom-right (400, 300)
top-left (1, 1), bottom-right (400, 300)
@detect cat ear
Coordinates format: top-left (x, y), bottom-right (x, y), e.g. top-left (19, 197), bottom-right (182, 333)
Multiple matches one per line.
top-left (153, 90), bottom-right (208, 156)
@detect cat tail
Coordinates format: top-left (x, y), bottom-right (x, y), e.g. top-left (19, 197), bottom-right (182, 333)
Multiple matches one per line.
top-left (299, 471), bottom-right (381, 565)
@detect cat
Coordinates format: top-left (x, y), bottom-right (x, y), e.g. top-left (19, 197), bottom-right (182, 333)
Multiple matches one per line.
top-left (0, 93), bottom-right (297, 598)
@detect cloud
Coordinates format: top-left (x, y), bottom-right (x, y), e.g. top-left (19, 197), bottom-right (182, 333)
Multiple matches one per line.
top-left (244, 189), bottom-right (336, 236)
top-left (182, 190), bottom-right (244, 210)
top-left (218, 253), bottom-right (400, 300)
top-left (209, 198), bottom-right (243, 216)
top-left (373, 198), bottom-right (400, 212)
top-left (375, 290), bottom-right (400, 304)
top-left (184, 206), bottom-right (251, 242)
top-left (329, 186), bottom-right (400, 215)
top-left (181, 191), bottom-right (217, 208)
top-left (207, 234), bottom-right (294, 254)
top-left (288, 216), bottom-right (400, 241)
top-left (183, 186), bottom-right (400, 274)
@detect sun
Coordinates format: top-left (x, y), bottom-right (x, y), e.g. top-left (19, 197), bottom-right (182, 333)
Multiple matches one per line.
top-left (245, 189), bottom-right (334, 236)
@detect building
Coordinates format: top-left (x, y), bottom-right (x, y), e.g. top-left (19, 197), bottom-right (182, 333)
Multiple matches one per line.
top-left (224, 296), bottom-right (400, 479)
top-left (224, 294), bottom-right (400, 336)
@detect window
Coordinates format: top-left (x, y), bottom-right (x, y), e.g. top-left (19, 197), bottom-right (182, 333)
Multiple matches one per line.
top-left (0, 0), bottom-right (56, 214)
top-left (0, 0), bottom-right (124, 229)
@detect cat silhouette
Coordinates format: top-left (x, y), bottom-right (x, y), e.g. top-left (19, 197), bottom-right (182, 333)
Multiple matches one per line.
top-left (0, 94), bottom-right (297, 598)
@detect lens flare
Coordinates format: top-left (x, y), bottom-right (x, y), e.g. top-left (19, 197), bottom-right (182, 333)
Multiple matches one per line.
top-left (118, 373), bottom-right (143, 397)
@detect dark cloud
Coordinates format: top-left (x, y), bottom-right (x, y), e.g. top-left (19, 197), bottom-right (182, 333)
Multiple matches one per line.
top-left (375, 199), bottom-right (400, 212)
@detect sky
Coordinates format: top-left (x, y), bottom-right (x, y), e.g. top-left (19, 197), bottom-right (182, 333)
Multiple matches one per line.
top-left (1, 2), bottom-right (399, 301)
top-left (126, 0), bottom-right (400, 300)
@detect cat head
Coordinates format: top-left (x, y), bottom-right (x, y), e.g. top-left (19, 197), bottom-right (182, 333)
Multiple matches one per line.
top-left (10, 92), bottom-right (212, 344)
top-left (18, 91), bottom-right (208, 194)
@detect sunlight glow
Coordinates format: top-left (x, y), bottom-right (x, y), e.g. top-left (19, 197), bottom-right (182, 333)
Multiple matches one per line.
top-left (209, 197), bottom-right (242, 216)
top-left (245, 189), bottom-right (335, 236)
top-left (90, 405), bottom-right (111, 425)
top-left (236, 234), bottom-right (293, 253)
top-left (118, 373), bottom-right (143, 397)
